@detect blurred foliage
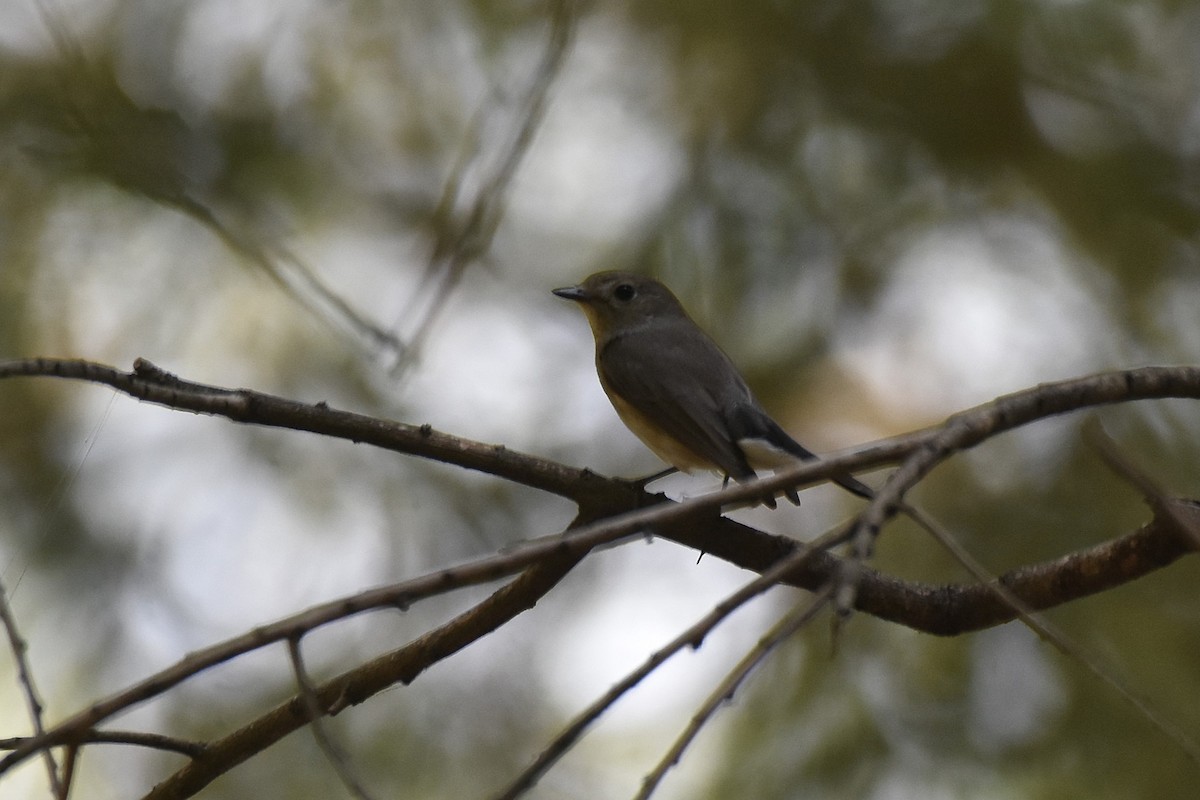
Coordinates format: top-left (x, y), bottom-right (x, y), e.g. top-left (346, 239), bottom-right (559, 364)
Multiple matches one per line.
top-left (1, 0), bottom-right (1199, 798)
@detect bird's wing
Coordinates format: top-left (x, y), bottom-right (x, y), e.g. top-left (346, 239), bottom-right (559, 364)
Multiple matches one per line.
top-left (726, 402), bottom-right (817, 462)
top-left (598, 325), bottom-right (754, 479)
top-left (727, 401), bottom-right (875, 499)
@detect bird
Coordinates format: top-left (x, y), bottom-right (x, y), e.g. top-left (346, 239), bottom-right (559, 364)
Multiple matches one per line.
top-left (552, 271), bottom-right (873, 505)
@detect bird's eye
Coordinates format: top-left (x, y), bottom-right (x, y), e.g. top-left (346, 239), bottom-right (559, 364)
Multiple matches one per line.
top-left (613, 283), bottom-right (636, 302)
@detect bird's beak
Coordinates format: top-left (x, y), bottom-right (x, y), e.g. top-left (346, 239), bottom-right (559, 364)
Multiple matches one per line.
top-left (552, 284), bottom-right (589, 303)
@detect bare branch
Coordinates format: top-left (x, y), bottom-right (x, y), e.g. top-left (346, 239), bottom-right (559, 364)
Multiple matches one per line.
top-left (635, 588), bottom-right (833, 800)
top-left (7, 359), bottom-right (1200, 512)
top-left (396, 0), bottom-right (581, 371)
top-left (911, 502), bottom-right (1200, 766)
top-left (0, 357), bottom-right (600, 499)
top-left (180, 200), bottom-right (406, 362)
top-left (494, 522), bottom-right (852, 799)
top-left (1087, 418), bottom-right (1200, 548)
top-left (0, 573), bottom-right (61, 796)
top-left (29, 3), bottom-right (403, 363)
top-left (2, 358), bottom-right (1197, 632)
top-left (0, 731), bottom-right (205, 759)
top-left (140, 551), bottom-right (588, 800)
top-left (6, 480), bottom-right (1189, 782)
top-left (3, 358), bottom-right (1199, 792)
top-left (0, 510), bottom-right (609, 776)
top-left (287, 637), bottom-right (377, 800)
top-left (815, 366), bottom-right (1200, 615)
top-left (56, 745), bottom-right (75, 800)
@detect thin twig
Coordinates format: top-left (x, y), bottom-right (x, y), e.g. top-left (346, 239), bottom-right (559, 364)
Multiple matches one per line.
top-left (0, 730), bottom-right (206, 758)
top-left (57, 744), bottom-right (76, 800)
top-left (142, 549), bottom-right (588, 800)
top-left (0, 501), bottom-right (643, 775)
top-left (396, 0), bottom-right (580, 373)
top-left (905, 502), bottom-right (1200, 766)
top-left (0, 572), bottom-right (62, 796)
top-left (494, 522), bottom-right (852, 799)
top-left (31, 1), bottom-right (403, 364)
top-left (287, 637), bottom-right (377, 800)
top-left (1085, 418), bottom-right (1200, 548)
top-left (192, 208), bottom-right (406, 362)
top-left (635, 587), bottom-right (835, 800)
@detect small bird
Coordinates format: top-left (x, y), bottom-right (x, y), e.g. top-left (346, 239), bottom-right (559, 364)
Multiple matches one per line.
top-left (553, 271), bottom-right (872, 504)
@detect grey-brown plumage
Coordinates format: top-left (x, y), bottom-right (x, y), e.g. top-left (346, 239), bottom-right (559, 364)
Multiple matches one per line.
top-left (553, 271), bottom-right (871, 501)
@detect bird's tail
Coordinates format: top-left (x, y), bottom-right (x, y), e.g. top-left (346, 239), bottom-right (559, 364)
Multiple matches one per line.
top-left (731, 405), bottom-right (875, 500)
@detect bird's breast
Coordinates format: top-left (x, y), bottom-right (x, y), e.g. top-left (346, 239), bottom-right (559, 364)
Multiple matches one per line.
top-left (600, 378), bottom-right (714, 473)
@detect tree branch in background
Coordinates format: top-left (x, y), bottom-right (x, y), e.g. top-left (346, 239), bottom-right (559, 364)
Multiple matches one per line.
top-left (29, 1), bottom-right (406, 364)
top-left (395, 0), bottom-right (581, 372)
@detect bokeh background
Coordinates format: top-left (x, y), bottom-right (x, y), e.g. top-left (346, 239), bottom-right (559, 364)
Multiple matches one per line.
top-left (1, 0), bottom-right (1199, 798)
